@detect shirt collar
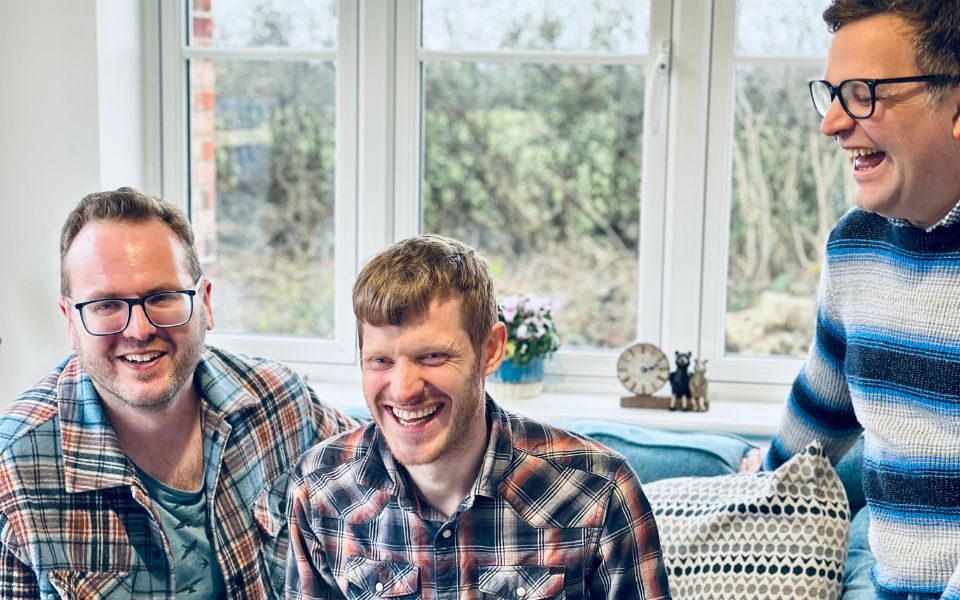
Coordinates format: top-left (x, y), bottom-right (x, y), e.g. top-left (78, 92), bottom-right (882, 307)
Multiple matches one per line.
top-left (58, 356), bottom-right (135, 493)
top-left (193, 347), bottom-right (263, 415)
top-left (58, 348), bottom-right (257, 494)
top-left (887, 196), bottom-right (960, 232)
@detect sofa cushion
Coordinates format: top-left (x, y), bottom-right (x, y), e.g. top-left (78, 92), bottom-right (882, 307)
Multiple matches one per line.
top-left (644, 442), bottom-right (850, 600)
top-left (559, 419), bottom-right (758, 482)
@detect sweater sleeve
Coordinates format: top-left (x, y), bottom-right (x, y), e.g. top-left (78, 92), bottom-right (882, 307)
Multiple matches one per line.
top-left (764, 249), bottom-right (863, 470)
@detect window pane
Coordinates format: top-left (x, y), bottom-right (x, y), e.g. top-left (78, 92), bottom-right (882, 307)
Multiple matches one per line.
top-left (725, 63), bottom-right (853, 357)
top-left (735, 0), bottom-right (831, 56)
top-left (422, 62), bottom-right (644, 349)
top-left (189, 0), bottom-right (337, 49)
top-left (422, 0), bottom-right (650, 53)
top-left (189, 59), bottom-right (336, 337)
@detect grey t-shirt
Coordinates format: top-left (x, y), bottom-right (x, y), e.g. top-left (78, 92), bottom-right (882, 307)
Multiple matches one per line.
top-left (137, 468), bottom-right (225, 599)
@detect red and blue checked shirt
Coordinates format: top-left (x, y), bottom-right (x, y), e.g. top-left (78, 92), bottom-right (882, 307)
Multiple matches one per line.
top-left (287, 398), bottom-right (672, 599)
top-left (0, 347), bottom-right (355, 599)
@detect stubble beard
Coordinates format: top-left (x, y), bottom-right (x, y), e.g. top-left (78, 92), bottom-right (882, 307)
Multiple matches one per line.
top-left (383, 364), bottom-right (488, 468)
top-left (74, 313), bottom-right (207, 413)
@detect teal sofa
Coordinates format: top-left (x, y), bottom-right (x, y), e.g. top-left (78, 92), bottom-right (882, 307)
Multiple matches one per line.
top-left (560, 419), bottom-right (873, 600)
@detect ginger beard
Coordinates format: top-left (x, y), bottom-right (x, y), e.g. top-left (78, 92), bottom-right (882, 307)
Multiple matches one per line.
top-left (369, 360), bottom-right (487, 468)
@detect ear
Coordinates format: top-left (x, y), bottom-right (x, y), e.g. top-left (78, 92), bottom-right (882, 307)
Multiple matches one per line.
top-left (480, 322), bottom-right (507, 378)
top-left (952, 86), bottom-right (960, 141)
top-left (58, 297), bottom-right (79, 351)
top-left (199, 278), bottom-right (215, 331)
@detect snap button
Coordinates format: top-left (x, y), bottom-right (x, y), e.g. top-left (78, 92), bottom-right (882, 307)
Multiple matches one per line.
top-left (517, 586), bottom-right (528, 597)
top-left (441, 529), bottom-right (452, 539)
top-left (375, 582), bottom-right (384, 593)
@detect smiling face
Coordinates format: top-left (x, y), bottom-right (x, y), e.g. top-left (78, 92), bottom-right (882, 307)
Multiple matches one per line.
top-left (360, 296), bottom-right (504, 469)
top-left (819, 13), bottom-right (960, 227)
top-left (59, 219), bottom-right (214, 412)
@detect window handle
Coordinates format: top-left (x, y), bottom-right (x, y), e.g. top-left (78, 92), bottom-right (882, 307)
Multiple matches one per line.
top-left (646, 40), bottom-right (672, 136)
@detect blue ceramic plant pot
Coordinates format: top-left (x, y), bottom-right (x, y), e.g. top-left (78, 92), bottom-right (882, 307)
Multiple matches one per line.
top-left (487, 357), bottom-right (545, 399)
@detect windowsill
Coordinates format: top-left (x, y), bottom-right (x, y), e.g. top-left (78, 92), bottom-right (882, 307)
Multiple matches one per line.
top-left (309, 382), bottom-right (785, 439)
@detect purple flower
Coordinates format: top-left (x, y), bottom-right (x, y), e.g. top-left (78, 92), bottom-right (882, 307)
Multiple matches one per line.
top-left (501, 296), bottom-right (519, 323)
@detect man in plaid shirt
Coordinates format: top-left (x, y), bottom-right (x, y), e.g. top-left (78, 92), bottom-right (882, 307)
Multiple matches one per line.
top-left (286, 235), bottom-right (671, 599)
top-left (0, 188), bottom-right (354, 598)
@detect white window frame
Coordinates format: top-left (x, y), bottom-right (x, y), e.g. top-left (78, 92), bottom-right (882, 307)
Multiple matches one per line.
top-left (700, 0), bottom-right (824, 388)
top-left (157, 0), bottom-right (360, 367)
top-left (151, 0), bottom-right (823, 403)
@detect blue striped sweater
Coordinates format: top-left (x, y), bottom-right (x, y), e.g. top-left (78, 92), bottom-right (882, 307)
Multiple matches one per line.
top-left (765, 208), bottom-right (960, 598)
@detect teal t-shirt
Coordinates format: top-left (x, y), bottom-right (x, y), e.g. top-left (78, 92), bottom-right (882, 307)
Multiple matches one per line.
top-left (137, 468), bottom-right (225, 599)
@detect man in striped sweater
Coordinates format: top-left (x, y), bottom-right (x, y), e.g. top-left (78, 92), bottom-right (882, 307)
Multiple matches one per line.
top-left (763, 1), bottom-right (960, 598)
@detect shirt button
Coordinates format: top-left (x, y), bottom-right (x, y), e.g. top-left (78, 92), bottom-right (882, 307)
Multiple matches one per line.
top-left (441, 529), bottom-right (452, 539)
top-left (375, 582), bottom-right (384, 593)
top-left (517, 586), bottom-right (528, 597)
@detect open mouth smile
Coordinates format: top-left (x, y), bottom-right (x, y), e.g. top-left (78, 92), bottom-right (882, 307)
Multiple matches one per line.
top-left (847, 147), bottom-right (886, 172)
top-left (390, 404), bottom-right (440, 426)
top-left (118, 351), bottom-right (164, 366)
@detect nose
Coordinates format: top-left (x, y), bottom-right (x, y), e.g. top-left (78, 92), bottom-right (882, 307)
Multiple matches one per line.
top-left (819, 96), bottom-right (855, 138)
top-left (389, 360), bottom-right (425, 404)
top-left (124, 304), bottom-right (157, 340)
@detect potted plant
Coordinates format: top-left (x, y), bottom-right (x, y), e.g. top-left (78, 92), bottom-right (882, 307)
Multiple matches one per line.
top-left (487, 294), bottom-right (561, 399)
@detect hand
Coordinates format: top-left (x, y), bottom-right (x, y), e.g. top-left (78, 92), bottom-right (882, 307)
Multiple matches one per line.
top-left (738, 448), bottom-right (762, 473)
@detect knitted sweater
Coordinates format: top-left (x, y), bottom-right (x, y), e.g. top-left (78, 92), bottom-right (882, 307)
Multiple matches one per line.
top-left (765, 208), bottom-right (960, 598)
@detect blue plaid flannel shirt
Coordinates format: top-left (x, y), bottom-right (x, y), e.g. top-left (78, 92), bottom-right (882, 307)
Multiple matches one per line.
top-left (0, 347), bottom-right (355, 599)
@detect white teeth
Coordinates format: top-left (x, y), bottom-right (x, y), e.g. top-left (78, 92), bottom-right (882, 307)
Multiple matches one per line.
top-left (391, 405), bottom-right (438, 421)
top-left (123, 352), bottom-right (160, 363)
top-left (847, 147), bottom-right (880, 159)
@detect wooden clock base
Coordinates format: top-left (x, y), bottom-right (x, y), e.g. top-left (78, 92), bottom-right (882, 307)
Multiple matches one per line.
top-left (620, 395), bottom-right (673, 409)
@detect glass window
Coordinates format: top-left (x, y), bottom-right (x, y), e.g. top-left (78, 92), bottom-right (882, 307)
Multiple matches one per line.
top-left (420, 2), bottom-right (651, 349)
top-left (724, 0), bottom-right (852, 358)
top-left (190, 0), bottom-right (336, 49)
top-left (421, 0), bottom-right (649, 53)
top-left (187, 2), bottom-right (338, 338)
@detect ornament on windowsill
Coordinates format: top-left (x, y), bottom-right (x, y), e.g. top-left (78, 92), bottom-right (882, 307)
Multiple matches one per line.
top-left (617, 343), bottom-right (709, 412)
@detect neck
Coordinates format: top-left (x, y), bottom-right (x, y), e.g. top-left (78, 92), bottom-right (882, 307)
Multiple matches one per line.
top-left (404, 413), bottom-right (489, 519)
top-left (102, 384), bottom-right (205, 491)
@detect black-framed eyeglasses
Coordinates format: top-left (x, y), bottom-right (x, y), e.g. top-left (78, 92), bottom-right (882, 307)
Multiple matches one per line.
top-left (809, 75), bottom-right (957, 119)
top-left (68, 277), bottom-right (204, 336)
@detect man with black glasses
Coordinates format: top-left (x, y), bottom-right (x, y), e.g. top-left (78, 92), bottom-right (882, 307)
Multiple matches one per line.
top-left (761, 1), bottom-right (960, 598)
top-left (0, 188), bottom-right (355, 598)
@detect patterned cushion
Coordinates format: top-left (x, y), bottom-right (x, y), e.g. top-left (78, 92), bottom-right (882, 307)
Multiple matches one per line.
top-left (645, 443), bottom-right (850, 600)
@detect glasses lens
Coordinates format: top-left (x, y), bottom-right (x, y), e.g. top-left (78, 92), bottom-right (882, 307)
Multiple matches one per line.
top-left (840, 80), bottom-right (873, 118)
top-left (144, 292), bottom-right (193, 327)
top-left (810, 81), bottom-right (834, 116)
top-left (80, 300), bottom-right (130, 335)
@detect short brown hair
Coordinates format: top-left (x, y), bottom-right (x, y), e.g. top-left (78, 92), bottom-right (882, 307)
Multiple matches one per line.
top-left (823, 0), bottom-right (960, 103)
top-left (352, 235), bottom-right (498, 353)
top-left (60, 187), bottom-right (203, 296)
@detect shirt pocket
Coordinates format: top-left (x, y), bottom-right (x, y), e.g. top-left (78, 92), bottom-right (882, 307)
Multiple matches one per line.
top-left (344, 556), bottom-right (420, 599)
top-left (478, 565), bottom-right (565, 600)
top-left (46, 570), bottom-right (131, 599)
top-left (252, 471), bottom-right (291, 597)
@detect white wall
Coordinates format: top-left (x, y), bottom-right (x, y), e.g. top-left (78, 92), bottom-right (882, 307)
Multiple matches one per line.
top-left (0, 0), bottom-right (145, 404)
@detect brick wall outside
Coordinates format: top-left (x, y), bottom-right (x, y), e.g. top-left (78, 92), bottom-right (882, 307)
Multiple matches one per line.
top-left (190, 0), bottom-right (218, 277)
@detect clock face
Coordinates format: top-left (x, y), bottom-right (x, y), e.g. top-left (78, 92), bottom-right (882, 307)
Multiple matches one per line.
top-left (617, 343), bottom-right (669, 395)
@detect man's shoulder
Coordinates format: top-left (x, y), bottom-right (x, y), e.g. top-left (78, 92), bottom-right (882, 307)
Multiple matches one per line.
top-left (199, 345), bottom-right (308, 410)
top-left (297, 423), bottom-right (375, 477)
top-left (828, 207), bottom-right (893, 246)
top-left (203, 345), bottom-right (298, 381)
top-left (496, 410), bottom-right (631, 529)
top-left (0, 361), bottom-right (67, 457)
top-left (292, 424), bottom-right (391, 521)
top-left (503, 409), bottom-right (628, 481)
